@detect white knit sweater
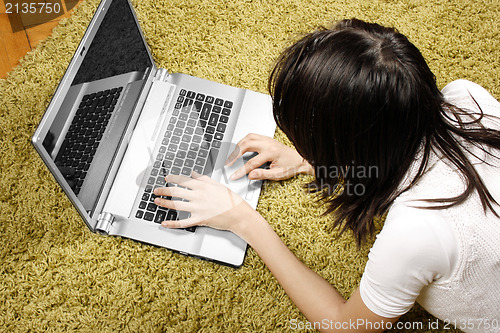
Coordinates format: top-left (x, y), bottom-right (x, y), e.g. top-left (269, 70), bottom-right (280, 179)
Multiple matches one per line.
top-left (359, 80), bottom-right (500, 332)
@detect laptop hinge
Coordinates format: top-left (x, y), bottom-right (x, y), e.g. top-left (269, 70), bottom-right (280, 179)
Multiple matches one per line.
top-left (96, 212), bottom-right (114, 234)
top-left (155, 68), bottom-right (169, 82)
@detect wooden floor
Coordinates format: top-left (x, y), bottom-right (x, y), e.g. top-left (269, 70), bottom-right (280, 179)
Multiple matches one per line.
top-left (0, 0), bottom-right (83, 79)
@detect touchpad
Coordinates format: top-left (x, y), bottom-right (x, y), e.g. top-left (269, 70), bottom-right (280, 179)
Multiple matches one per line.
top-left (221, 155), bottom-right (249, 198)
top-left (220, 152), bottom-right (268, 202)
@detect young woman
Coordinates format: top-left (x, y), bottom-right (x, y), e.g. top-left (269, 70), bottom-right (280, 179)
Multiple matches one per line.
top-left (152, 19), bottom-right (500, 332)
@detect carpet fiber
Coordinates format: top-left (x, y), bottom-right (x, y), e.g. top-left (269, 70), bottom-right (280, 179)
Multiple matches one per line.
top-left (0, 0), bottom-right (498, 331)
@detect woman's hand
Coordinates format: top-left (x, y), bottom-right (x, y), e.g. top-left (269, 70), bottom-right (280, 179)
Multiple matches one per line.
top-left (153, 172), bottom-right (254, 233)
top-left (225, 133), bottom-right (314, 181)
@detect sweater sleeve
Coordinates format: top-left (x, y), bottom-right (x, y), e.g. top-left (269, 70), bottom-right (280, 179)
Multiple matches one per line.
top-left (359, 203), bottom-right (458, 318)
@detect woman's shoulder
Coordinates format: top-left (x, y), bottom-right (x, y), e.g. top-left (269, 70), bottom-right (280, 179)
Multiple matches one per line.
top-left (360, 202), bottom-right (458, 317)
top-left (442, 80), bottom-right (499, 112)
top-left (375, 202), bottom-right (458, 281)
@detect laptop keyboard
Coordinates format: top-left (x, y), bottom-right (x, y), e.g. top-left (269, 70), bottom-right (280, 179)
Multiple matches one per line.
top-left (135, 89), bottom-right (234, 231)
top-left (55, 87), bottom-right (123, 194)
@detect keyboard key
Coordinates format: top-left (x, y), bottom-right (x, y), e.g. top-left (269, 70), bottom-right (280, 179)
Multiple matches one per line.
top-left (154, 210), bottom-right (167, 223)
top-left (136, 210), bottom-right (144, 219)
top-left (144, 212), bottom-right (155, 221)
top-left (182, 99), bottom-right (194, 113)
top-left (156, 177), bottom-right (166, 186)
top-left (200, 107), bottom-right (210, 120)
top-left (196, 157), bottom-right (206, 166)
top-left (217, 123), bottom-right (226, 133)
top-left (199, 149), bottom-right (208, 158)
top-left (174, 158), bottom-right (184, 167)
top-left (215, 98), bottom-right (223, 106)
top-left (222, 108), bottom-right (231, 116)
top-left (187, 91), bottom-right (196, 99)
top-left (147, 203), bottom-right (158, 212)
top-left (166, 210), bottom-right (178, 220)
top-left (168, 144), bottom-right (178, 152)
top-left (176, 150), bottom-right (187, 159)
top-left (171, 167), bottom-right (181, 175)
top-left (208, 113), bottom-right (219, 126)
top-left (179, 89), bottom-right (187, 96)
top-left (224, 100), bottom-right (234, 108)
top-left (196, 93), bottom-right (205, 101)
top-left (151, 193), bottom-right (159, 202)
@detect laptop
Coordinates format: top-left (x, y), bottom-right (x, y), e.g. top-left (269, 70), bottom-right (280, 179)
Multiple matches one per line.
top-left (31, 0), bottom-right (276, 267)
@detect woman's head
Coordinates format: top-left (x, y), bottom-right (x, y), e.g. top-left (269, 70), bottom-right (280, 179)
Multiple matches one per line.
top-left (270, 18), bottom-right (499, 243)
top-left (271, 19), bottom-right (442, 164)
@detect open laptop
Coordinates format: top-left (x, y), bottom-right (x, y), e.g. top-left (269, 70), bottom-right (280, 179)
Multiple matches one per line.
top-left (31, 0), bottom-right (276, 267)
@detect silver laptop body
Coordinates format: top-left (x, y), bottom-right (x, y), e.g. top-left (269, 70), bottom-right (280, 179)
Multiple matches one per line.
top-left (31, 0), bottom-right (276, 267)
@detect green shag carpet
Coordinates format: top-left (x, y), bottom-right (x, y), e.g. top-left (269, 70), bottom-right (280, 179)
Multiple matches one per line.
top-left (1, 0), bottom-right (498, 331)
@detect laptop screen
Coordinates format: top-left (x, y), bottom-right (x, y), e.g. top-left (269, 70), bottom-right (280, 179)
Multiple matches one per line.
top-left (38, 0), bottom-right (154, 213)
top-left (71, 0), bottom-right (152, 86)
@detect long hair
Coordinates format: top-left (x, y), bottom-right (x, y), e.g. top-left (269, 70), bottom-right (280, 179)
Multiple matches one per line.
top-left (269, 18), bottom-right (500, 245)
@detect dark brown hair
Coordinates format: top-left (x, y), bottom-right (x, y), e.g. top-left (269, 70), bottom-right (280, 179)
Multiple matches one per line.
top-left (269, 18), bottom-right (500, 244)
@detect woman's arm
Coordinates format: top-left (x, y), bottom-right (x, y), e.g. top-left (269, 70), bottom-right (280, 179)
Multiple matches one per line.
top-left (154, 173), bottom-right (399, 333)
top-left (233, 204), bottom-right (399, 333)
